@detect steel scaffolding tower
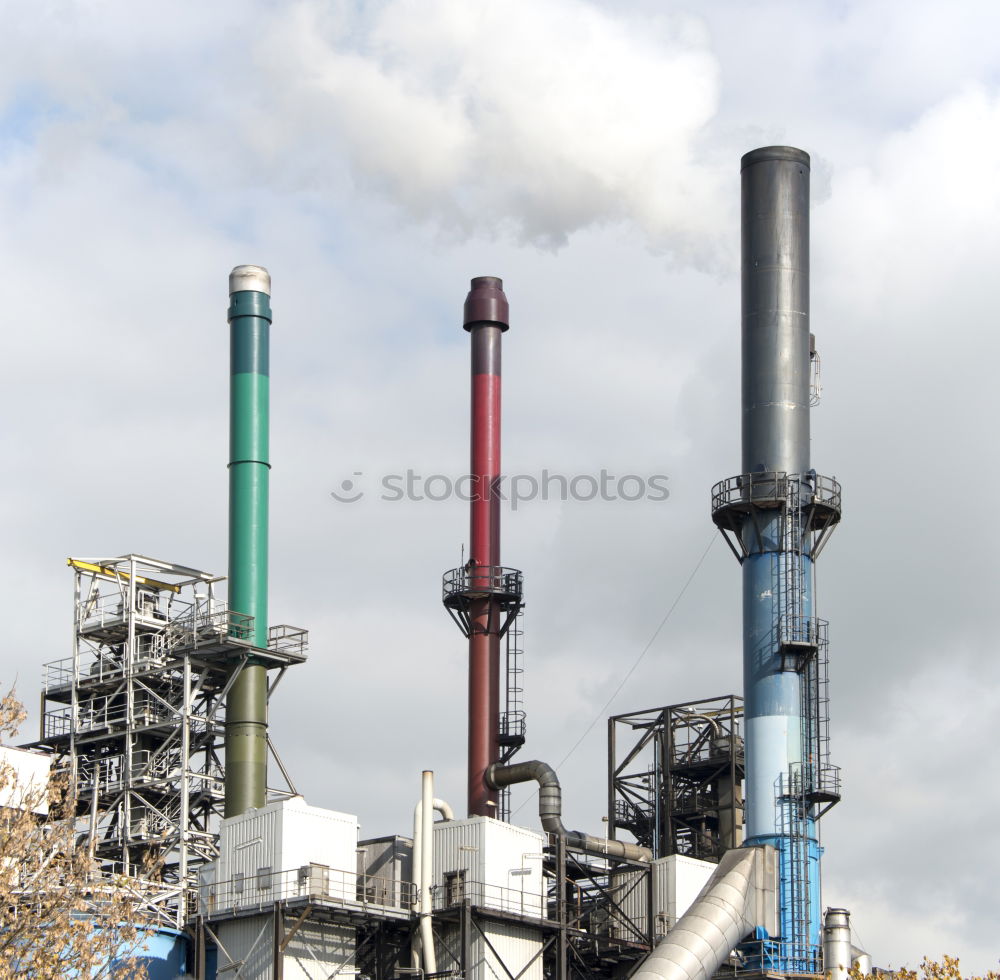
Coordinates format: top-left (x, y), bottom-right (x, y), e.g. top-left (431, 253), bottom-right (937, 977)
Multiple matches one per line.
top-left (30, 555), bottom-right (307, 928)
top-left (608, 696), bottom-right (745, 861)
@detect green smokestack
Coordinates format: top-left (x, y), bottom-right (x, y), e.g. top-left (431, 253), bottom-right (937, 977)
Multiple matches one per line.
top-left (225, 264), bottom-right (271, 817)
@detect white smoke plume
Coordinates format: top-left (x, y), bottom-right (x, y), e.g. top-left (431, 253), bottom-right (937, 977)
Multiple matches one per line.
top-left (258, 0), bottom-right (724, 259)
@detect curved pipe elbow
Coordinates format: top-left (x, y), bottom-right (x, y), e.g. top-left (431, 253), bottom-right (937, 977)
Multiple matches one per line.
top-left (433, 798), bottom-right (455, 822)
top-left (486, 760), bottom-right (651, 863)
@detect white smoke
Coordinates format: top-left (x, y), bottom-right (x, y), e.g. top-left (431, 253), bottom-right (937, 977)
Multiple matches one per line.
top-left (258, 0), bottom-right (724, 259)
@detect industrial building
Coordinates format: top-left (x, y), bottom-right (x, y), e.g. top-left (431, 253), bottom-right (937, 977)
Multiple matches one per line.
top-left (18, 146), bottom-right (873, 979)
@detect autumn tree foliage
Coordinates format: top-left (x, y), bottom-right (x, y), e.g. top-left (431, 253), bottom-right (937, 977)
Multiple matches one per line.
top-left (0, 689), bottom-right (150, 979)
top-left (854, 956), bottom-right (1000, 980)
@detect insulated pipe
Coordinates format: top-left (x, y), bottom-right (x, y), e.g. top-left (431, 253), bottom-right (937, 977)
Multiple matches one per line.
top-left (411, 800), bottom-right (454, 906)
top-left (632, 847), bottom-right (761, 980)
top-left (740, 148), bottom-right (821, 953)
top-left (486, 760), bottom-right (652, 862)
top-left (420, 771), bottom-right (436, 974)
top-left (433, 798), bottom-right (455, 821)
top-left (411, 777), bottom-right (453, 974)
top-left (465, 276), bottom-right (508, 817)
top-left (225, 265), bottom-right (272, 817)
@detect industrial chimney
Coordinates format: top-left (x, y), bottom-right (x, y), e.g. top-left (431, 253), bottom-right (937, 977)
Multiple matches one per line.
top-left (225, 264), bottom-right (272, 817)
top-left (711, 148), bottom-right (843, 970)
top-left (443, 277), bottom-right (524, 818)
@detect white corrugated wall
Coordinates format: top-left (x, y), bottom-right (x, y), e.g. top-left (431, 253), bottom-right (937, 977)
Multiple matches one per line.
top-left (215, 913), bottom-right (357, 979)
top-left (216, 913), bottom-right (274, 979)
top-left (431, 817), bottom-right (544, 980)
top-left (432, 816), bottom-right (545, 914)
top-left (283, 920), bottom-right (357, 979)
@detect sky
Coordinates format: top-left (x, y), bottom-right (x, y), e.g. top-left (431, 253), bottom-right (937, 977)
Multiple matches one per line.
top-left (2, 0), bottom-right (999, 971)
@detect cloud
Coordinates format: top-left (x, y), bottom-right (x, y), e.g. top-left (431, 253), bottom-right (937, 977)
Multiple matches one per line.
top-left (258, 0), bottom-right (724, 258)
top-left (824, 655), bottom-right (1000, 971)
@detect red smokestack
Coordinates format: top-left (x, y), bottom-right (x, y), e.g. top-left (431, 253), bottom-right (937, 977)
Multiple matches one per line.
top-left (443, 277), bottom-right (522, 819)
top-left (465, 276), bottom-right (508, 816)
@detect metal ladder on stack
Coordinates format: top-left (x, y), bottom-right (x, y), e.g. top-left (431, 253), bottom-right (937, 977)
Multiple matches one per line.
top-left (778, 476), bottom-right (815, 969)
top-left (801, 622), bottom-right (837, 806)
top-left (776, 767), bottom-right (811, 973)
top-left (781, 476), bottom-right (808, 646)
top-left (498, 608), bottom-right (526, 821)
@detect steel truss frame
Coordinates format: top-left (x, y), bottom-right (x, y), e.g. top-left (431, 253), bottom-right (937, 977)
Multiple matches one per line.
top-left (608, 696), bottom-right (745, 861)
top-left (28, 555), bottom-right (307, 929)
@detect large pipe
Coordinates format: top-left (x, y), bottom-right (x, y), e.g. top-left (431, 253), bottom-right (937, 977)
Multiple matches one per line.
top-left (486, 760), bottom-right (652, 862)
top-left (632, 847), bottom-right (762, 980)
top-left (225, 264), bottom-right (272, 817)
top-left (412, 776), bottom-right (453, 973)
top-left (465, 276), bottom-right (508, 817)
top-left (420, 771), bottom-right (436, 974)
top-left (739, 147), bottom-right (822, 955)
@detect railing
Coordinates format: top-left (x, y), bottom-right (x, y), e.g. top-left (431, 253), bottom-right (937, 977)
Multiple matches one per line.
top-left (189, 768), bottom-right (225, 797)
top-left (728, 939), bottom-right (822, 976)
top-left (442, 565), bottom-right (523, 602)
top-left (129, 810), bottom-right (176, 841)
top-left (76, 757), bottom-right (125, 794)
top-left (44, 652), bottom-right (128, 692)
top-left (671, 736), bottom-right (744, 768)
top-left (42, 658), bottom-right (74, 691)
top-left (811, 764), bottom-right (841, 802)
top-left (777, 763), bottom-right (841, 805)
top-left (613, 798), bottom-right (653, 839)
top-left (43, 607), bottom-right (255, 693)
top-left (670, 788), bottom-right (731, 814)
top-left (430, 877), bottom-right (545, 918)
top-left (79, 698), bottom-right (174, 733)
top-left (500, 710), bottom-right (526, 742)
top-left (167, 611), bottom-right (307, 656)
top-left (778, 615), bottom-right (828, 650)
top-left (77, 594), bottom-right (171, 636)
top-left (195, 865), bottom-right (416, 917)
top-left (711, 471), bottom-right (842, 516)
top-left (70, 650), bottom-right (126, 687)
top-left (43, 708), bottom-right (72, 738)
top-left (166, 608), bottom-right (254, 649)
top-left (44, 697), bottom-right (179, 739)
top-left (268, 624), bottom-right (309, 657)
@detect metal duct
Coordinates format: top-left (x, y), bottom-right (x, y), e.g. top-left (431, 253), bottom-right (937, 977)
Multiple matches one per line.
top-left (485, 760), bottom-right (652, 862)
top-left (225, 264), bottom-right (272, 817)
top-left (631, 848), bottom-right (763, 980)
